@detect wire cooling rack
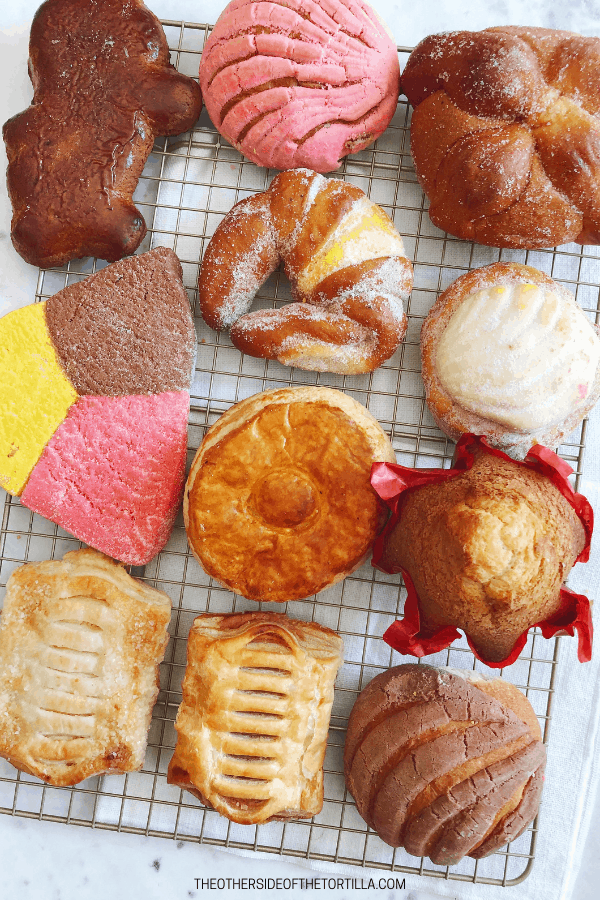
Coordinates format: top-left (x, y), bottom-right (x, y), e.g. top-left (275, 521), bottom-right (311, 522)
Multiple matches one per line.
top-left (1, 20), bottom-right (599, 888)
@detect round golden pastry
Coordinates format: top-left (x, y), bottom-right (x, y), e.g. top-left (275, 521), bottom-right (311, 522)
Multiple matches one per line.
top-left (421, 262), bottom-right (600, 457)
top-left (184, 387), bottom-right (395, 602)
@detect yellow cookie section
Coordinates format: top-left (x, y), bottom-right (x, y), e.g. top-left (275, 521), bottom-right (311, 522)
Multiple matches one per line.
top-left (297, 199), bottom-right (406, 295)
top-left (0, 302), bottom-right (78, 495)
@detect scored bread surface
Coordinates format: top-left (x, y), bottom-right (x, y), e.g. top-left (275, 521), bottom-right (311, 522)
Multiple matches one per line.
top-left (344, 664), bottom-right (546, 864)
top-left (168, 612), bottom-right (343, 824)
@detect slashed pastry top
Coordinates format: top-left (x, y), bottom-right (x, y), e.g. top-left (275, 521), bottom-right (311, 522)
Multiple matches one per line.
top-left (184, 386), bottom-right (395, 602)
top-left (199, 0), bottom-right (400, 172)
top-left (167, 612), bottom-right (343, 824)
top-left (344, 664), bottom-right (546, 862)
top-left (420, 263), bottom-right (600, 456)
top-left (0, 549), bottom-right (172, 786)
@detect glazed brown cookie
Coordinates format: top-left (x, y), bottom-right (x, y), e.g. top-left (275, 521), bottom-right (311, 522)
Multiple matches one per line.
top-left (3, 0), bottom-right (202, 268)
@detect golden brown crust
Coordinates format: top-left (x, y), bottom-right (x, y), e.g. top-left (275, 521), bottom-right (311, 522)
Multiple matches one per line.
top-left (167, 612), bottom-right (343, 824)
top-left (402, 27), bottom-right (600, 248)
top-left (420, 262), bottom-right (600, 456)
top-left (198, 168), bottom-right (412, 374)
top-left (380, 450), bottom-right (586, 661)
top-left (184, 387), bottom-right (395, 603)
top-left (2, 0), bottom-right (202, 268)
top-left (0, 549), bottom-right (171, 785)
top-left (344, 664), bottom-right (546, 863)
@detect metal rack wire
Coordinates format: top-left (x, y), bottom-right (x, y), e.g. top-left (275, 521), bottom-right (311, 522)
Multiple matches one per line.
top-left (0, 20), bottom-right (598, 887)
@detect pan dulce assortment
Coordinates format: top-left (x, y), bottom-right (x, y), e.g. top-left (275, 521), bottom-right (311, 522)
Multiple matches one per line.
top-left (1, 0), bottom-right (599, 868)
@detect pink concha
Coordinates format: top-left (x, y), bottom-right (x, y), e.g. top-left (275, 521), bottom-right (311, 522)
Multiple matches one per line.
top-left (21, 392), bottom-right (190, 566)
top-left (200, 0), bottom-right (400, 172)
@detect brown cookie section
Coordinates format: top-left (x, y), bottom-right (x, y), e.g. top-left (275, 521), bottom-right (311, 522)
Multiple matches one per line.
top-left (45, 247), bottom-right (196, 396)
top-left (2, 0), bottom-right (202, 269)
top-left (344, 664), bottom-right (546, 862)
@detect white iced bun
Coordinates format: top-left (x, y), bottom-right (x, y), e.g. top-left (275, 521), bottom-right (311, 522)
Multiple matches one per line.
top-left (421, 263), bottom-right (600, 456)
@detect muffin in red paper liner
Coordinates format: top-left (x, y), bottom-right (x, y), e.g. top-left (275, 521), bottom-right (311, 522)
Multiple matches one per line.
top-left (371, 435), bottom-right (593, 667)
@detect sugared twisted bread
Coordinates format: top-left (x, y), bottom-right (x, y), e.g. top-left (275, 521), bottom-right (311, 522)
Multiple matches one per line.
top-left (199, 169), bottom-right (413, 374)
top-left (344, 665), bottom-right (546, 864)
top-left (402, 27), bottom-right (600, 248)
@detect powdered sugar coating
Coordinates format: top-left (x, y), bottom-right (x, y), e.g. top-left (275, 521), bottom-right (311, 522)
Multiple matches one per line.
top-left (402, 27), bottom-right (600, 248)
top-left (199, 0), bottom-right (400, 172)
top-left (199, 169), bottom-right (413, 374)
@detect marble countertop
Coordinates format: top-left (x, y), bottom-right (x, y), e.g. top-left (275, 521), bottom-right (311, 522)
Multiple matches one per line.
top-left (2, 2), bottom-right (600, 898)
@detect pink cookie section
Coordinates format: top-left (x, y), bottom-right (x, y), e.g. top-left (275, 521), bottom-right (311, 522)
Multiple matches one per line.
top-left (200, 0), bottom-right (400, 172)
top-left (21, 392), bottom-right (190, 566)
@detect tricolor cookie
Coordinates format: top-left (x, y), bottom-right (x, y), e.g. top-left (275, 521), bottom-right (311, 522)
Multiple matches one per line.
top-left (0, 247), bottom-right (196, 565)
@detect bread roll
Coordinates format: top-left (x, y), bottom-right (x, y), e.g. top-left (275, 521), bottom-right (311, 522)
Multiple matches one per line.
top-left (344, 664), bottom-right (546, 864)
top-left (420, 263), bottom-right (600, 457)
top-left (402, 27), bottom-right (600, 248)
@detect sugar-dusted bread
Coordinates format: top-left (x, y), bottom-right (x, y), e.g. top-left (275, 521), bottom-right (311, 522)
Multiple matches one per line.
top-left (0, 248), bottom-right (195, 565)
top-left (199, 0), bottom-right (399, 172)
top-left (420, 263), bottom-right (600, 457)
top-left (378, 448), bottom-right (587, 661)
top-left (0, 550), bottom-right (171, 786)
top-left (168, 612), bottom-right (343, 824)
top-left (3, 0), bottom-right (202, 268)
top-left (402, 27), bottom-right (600, 248)
top-left (184, 386), bottom-right (395, 602)
top-left (344, 664), bottom-right (546, 863)
top-left (199, 168), bottom-right (412, 374)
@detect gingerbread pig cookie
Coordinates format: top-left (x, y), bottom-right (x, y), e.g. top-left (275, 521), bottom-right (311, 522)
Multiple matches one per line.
top-left (3, 0), bottom-right (202, 269)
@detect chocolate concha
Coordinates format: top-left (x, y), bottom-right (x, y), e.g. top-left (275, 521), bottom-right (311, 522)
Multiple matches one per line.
top-left (344, 664), bottom-right (546, 864)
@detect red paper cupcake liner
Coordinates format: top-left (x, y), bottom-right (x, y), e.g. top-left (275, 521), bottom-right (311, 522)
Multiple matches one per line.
top-left (371, 434), bottom-right (594, 667)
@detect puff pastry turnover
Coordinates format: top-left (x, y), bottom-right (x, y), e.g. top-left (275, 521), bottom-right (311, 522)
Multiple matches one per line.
top-left (184, 386), bottom-right (395, 602)
top-left (0, 549), bottom-right (171, 785)
top-left (167, 612), bottom-right (343, 824)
